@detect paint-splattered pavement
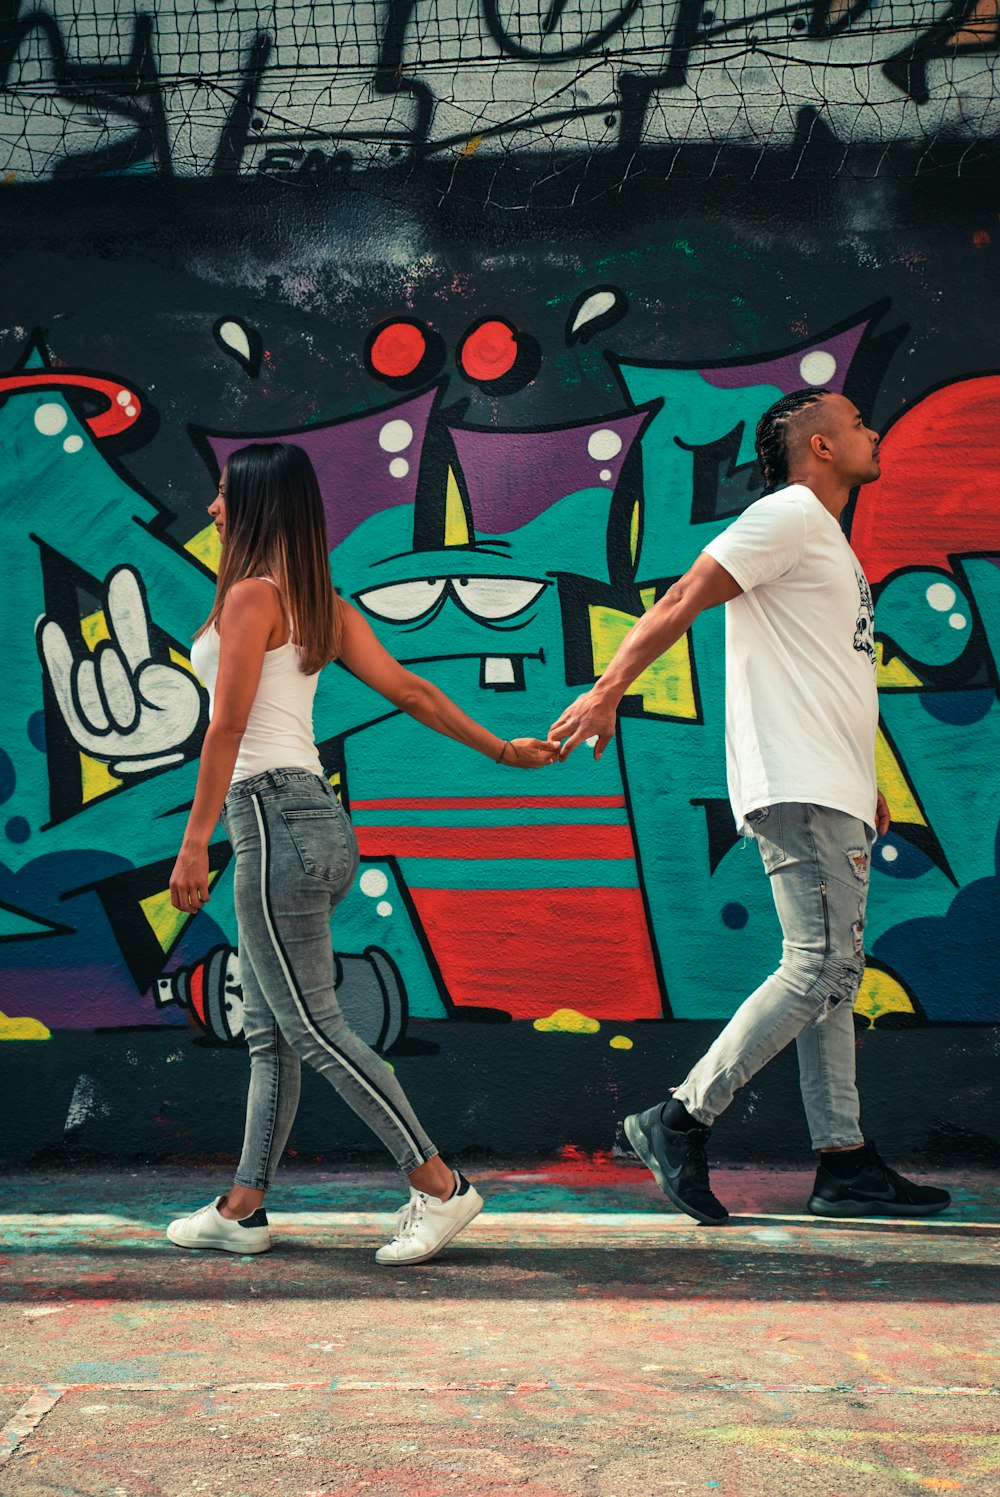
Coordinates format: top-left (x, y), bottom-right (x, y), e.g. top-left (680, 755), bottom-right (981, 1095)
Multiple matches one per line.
top-left (2, 1160), bottom-right (998, 1496)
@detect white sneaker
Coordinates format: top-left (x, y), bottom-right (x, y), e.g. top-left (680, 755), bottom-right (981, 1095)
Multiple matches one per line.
top-left (166, 1197), bottom-right (272, 1255)
top-left (375, 1172), bottom-right (483, 1266)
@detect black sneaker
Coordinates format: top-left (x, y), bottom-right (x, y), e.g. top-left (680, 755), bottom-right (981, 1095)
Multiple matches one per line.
top-left (623, 1105), bottom-right (729, 1225)
top-left (808, 1142), bottom-right (951, 1218)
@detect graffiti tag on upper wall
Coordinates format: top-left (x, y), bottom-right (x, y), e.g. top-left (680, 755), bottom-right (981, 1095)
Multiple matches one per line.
top-left (2, 292), bottom-right (1000, 1050)
top-left (1, 1), bottom-right (999, 181)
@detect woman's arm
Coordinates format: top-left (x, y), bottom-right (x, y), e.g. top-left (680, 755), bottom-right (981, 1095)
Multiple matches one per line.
top-left (169, 582), bottom-right (280, 911)
top-left (336, 601), bottom-right (557, 767)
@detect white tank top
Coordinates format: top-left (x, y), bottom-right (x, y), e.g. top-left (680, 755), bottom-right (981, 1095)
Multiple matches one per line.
top-left (190, 582), bottom-right (323, 786)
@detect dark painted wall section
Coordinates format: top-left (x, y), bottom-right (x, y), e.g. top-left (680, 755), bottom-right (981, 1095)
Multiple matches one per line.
top-left (2, 153), bottom-right (999, 1164)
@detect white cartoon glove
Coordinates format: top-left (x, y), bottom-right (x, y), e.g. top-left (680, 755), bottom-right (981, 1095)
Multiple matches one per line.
top-left (37, 564), bottom-right (205, 775)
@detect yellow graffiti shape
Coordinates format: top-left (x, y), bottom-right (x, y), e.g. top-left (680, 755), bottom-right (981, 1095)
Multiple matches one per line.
top-left (609, 1035), bottom-right (634, 1050)
top-left (80, 751), bottom-right (122, 803)
top-left (0, 1010), bottom-right (51, 1040)
top-left (855, 966), bottom-right (917, 1028)
top-left (443, 467), bottom-right (471, 547)
top-left (876, 639), bottom-right (923, 689)
top-left (590, 590), bottom-right (697, 719)
top-left (875, 727), bottom-right (926, 826)
top-left (184, 521), bottom-right (222, 575)
top-left (139, 871), bottom-right (220, 953)
top-left (533, 1008), bottom-right (601, 1034)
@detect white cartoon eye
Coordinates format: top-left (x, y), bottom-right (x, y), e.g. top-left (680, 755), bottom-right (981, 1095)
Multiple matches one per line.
top-left (452, 577), bottom-right (546, 620)
top-left (355, 579), bottom-right (447, 621)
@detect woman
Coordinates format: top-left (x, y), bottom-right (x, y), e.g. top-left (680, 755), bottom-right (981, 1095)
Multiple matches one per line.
top-left (166, 442), bottom-right (557, 1265)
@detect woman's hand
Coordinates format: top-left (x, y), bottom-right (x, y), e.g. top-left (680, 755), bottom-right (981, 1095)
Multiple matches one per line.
top-left (500, 737), bottom-right (560, 768)
top-left (169, 842), bottom-right (211, 912)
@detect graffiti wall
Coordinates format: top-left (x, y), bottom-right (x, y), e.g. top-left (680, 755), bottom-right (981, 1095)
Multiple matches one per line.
top-left (1, 4), bottom-right (999, 1165)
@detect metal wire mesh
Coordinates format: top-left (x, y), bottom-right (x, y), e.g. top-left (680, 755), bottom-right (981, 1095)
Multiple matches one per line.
top-left (1, 2), bottom-right (997, 186)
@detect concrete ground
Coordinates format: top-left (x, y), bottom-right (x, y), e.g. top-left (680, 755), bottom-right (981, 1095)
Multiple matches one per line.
top-left (1, 1158), bottom-right (998, 1496)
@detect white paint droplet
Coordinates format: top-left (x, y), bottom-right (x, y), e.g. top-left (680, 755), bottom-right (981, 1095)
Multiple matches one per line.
top-left (63, 434), bottom-right (83, 453)
top-left (571, 289), bottom-right (619, 335)
top-left (218, 319), bottom-right (252, 361)
top-left (587, 428), bottom-right (623, 462)
top-left (389, 457), bottom-right (409, 479)
top-left (378, 419), bottom-right (413, 454)
top-left (359, 869), bottom-right (389, 898)
top-left (925, 582), bottom-right (955, 612)
top-left (376, 900), bottom-right (393, 917)
top-left (799, 350), bottom-right (837, 385)
top-left (34, 403), bottom-right (67, 436)
top-left (599, 468), bottom-right (612, 482)
top-left (116, 389), bottom-right (132, 407)
top-left (949, 613), bottom-right (968, 630)
top-left (125, 405), bottom-right (137, 418)
top-left (880, 844), bottom-right (899, 862)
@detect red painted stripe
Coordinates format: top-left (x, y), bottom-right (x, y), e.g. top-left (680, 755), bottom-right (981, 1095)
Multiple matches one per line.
top-left (355, 824), bottom-right (633, 860)
top-left (351, 795), bottom-right (626, 811)
top-left (408, 886), bottom-right (663, 1020)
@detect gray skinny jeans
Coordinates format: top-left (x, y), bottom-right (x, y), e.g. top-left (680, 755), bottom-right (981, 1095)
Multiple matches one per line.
top-left (673, 802), bottom-right (873, 1150)
top-left (222, 767), bottom-right (437, 1190)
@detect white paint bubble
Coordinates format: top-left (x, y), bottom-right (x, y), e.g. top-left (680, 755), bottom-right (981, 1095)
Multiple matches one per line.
top-left (799, 350), bottom-right (837, 385)
top-left (34, 403), bottom-right (67, 436)
top-left (116, 389), bottom-right (132, 406)
top-left (389, 457), bottom-right (409, 479)
top-left (880, 844), bottom-right (899, 862)
top-left (925, 582), bottom-right (955, 612)
top-left (378, 419), bottom-right (413, 454)
top-left (63, 434), bottom-right (83, 453)
top-left (359, 869), bottom-right (389, 898)
top-left (125, 405), bottom-right (137, 418)
top-left (587, 428), bottom-right (622, 462)
top-left (599, 468), bottom-right (612, 482)
top-left (949, 613), bottom-right (968, 630)
top-left (376, 900), bottom-right (393, 917)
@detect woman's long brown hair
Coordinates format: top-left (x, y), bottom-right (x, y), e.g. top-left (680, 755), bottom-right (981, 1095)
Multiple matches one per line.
top-left (195, 442), bottom-right (342, 674)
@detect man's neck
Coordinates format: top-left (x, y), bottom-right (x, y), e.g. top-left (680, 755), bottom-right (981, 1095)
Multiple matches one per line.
top-left (786, 473), bottom-right (851, 522)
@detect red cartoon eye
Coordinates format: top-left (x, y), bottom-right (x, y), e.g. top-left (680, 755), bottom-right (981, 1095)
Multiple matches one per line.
top-left (365, 319), bottom-right (443, 389)
top-left (368, 321), bottom-right (427, 379)
top-left (458, 320), bottom-right (518, 382)
top-left (456, 318), bottom-right (541, 394)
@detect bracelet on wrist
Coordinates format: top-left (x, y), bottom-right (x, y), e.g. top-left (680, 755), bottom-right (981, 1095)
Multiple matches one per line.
top-left (496, 739), bottom-right (512, 763)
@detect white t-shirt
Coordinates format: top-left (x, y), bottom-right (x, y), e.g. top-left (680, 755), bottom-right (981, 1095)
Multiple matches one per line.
top-left (703, 483), bottom-right (878, 833)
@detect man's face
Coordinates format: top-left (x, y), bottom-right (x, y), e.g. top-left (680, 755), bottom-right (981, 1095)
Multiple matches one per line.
top-left (822, 394), bottom-right (881, 485)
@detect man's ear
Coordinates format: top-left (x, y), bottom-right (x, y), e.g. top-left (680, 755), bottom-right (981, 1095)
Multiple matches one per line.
top-left (810, 431), bottom-right (833, 463)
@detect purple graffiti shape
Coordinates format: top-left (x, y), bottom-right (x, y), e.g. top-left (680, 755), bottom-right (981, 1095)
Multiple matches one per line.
top-left (448, 409), bottom-right (649, 535)
top-left (699, 322), bottom-right (868, 396)
top-left (204, 387), bottom-right (440, 551)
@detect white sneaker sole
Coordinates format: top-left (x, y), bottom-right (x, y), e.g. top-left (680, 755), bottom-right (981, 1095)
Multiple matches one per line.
top-left (375, 1189), bottom-right (484, 1267)
top-left (165, 1223), bottom-right (272, 1255)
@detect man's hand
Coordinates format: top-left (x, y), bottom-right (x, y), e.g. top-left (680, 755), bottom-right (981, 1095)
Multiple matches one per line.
top-left (875, 790), bottom-right (891, 837)
top-left (549, 687), bottom-right (620, 762)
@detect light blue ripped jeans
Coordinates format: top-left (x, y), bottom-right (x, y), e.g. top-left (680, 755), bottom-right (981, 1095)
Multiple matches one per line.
top-left (673, 802), bottom-right (873, 1150)
top-left (221, 767), bottom-right (438, 1190)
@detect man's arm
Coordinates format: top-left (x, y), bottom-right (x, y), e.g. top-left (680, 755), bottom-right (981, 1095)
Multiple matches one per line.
top-left (550, 551), bottom-right (742, 761)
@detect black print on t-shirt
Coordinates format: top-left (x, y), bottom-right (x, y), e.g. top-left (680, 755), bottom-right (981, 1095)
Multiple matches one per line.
top-left (853, 570), bottom-right (876, 668)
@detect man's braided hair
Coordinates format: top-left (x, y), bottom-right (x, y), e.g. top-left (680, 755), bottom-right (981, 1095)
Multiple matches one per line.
top-left (754, 388), bottom-right (831, 494)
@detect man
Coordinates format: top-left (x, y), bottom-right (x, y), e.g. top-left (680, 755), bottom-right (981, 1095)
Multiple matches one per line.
top-left (551, 389), bottom-right (950, 1224)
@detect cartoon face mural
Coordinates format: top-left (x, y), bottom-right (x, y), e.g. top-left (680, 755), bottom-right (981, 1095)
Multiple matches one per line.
top-left (3, 289), bottom-right (1000, 1077)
